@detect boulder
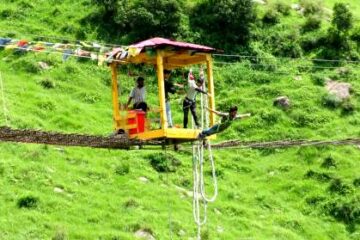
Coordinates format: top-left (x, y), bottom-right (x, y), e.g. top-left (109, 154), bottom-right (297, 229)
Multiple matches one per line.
top-left (326, 81), bottom-right (351, 100)
top-left (273, 96), bottom-right (291, 109)
top-left (134, 229), bottom-right (155, 240)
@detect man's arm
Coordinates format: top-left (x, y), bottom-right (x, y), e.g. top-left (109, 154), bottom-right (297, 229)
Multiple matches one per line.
top-left (125, 97), bottom-right (132, 109)
top-left (235, 113), bottom-right (251, 120)
top-left (207, 107), bottom-right (228, 117)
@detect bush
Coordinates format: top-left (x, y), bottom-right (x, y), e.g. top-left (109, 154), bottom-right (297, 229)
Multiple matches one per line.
top-left (191, 0), bottom-right (256, 48)
top-left (328, 179), bottom-right (352, 195)
top-left (115, 163), bottom-right (130, 176)
top-left (305, 170), bottom-right (332, 182)
top-left (353, 178), bottom-right (360, 187)
top-left (327, 200), bottom-right (360, 225)
top-left (332, 3), bottom-right (353, 33)
top-left (17, 195), bottom-right (39, 209)
top-left (274, 1), bottom-right (291, 16)
top-left (262, 9), bottom-right (280, 25)
top-left (39, 79), bottom-right (55, 89)
top-left (341, 100), bottom-right (356, 115)
top-left (322, 94), bottom-right (342, 109)
top-left (321, 156), bottom-right (336, 168)
top-left (300, 0), bottom-right (324, 16)
top-left (12, 58), bottom-right (40, 74)
top-left (301, 33), bottom-right (325, 52)
top-left (147, 153), bottom-right (181, 173)
top-left (311, 73), bottom-right (326, 86)
top-left (302, 16), bottom-right (322, 32)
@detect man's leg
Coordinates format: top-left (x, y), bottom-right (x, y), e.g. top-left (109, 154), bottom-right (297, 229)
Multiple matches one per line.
top-left (199, 124), bottom-right (220, 138)
top-left (190, 101), bottom-right (200, 127)
top-left (165, 101), bottom-right (173, 128)
top-left (183, 99), bottom-right (190, 128)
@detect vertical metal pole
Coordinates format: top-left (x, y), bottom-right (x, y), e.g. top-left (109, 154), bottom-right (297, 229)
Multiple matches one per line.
top-left (206, 55), bottom-right (215, 126)
top-left (156, 50), bottom-right (167, 129)
top-left (111, 62), bottom-right (121, 129)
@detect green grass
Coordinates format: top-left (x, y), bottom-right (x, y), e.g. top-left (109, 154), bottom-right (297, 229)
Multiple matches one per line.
top-left (1, 0), bottom-right (360, 239)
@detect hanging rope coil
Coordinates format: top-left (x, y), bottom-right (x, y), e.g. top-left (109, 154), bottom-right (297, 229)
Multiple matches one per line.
top-left (192, 66), bottom-right (218, 239)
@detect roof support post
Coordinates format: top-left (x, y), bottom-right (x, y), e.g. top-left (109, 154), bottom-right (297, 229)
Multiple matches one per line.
top-left (111, 62), bottom-right (121, 129)
top-left (156, 50), bottom-right (168, 130)
top-left (206, 54), bottom-right (215, 126)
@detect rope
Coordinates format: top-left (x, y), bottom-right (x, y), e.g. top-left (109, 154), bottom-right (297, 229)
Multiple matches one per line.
top-left (192, 142), bottom-right (207, 240)
top-left (191, 66), bottom-right (219, 239)
top-left (211, 138), bottom-right (360, 150)
top-left (0, 72), bottom-right (9, 125)
top-left (164, 144), bottom-right (173, 240)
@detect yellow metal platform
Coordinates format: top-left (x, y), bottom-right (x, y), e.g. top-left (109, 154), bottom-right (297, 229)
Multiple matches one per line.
top-left (129, 128), bottom-right (216, 141)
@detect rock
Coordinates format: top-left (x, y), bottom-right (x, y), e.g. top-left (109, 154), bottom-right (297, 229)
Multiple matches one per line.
top-left (294, 75), bottom-right (302, 81)
top-left (326, 81), bottom-right (351, 100)
top-left (178, 229), bottom-right (186, 236)
top-left (273, 96), bottom-right (291, 109)
top-left (252, 0), bottom-right (266, 4)
top-left (139, 177), bottom-right (149, 183)
top-left (54, 187), bottom-right (64, 193)
top-left (38, 61), bottom-right (50, 70)
top-left (291, 3), bottom-right (301, 10)
top-left (217, 226), bottom-right (224, 233)
top-left (134, 229), bottom-right (155, 240)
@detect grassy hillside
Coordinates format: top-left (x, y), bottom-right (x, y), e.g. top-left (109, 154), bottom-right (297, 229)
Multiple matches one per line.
top-left (1, 0), bottom-right (360, 239)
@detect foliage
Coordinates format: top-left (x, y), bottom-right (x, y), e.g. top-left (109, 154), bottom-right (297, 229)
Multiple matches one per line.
top-left (262, 9), bottom-right (280, 25)
top-left (115, 163), bottom-right (130, 175)
top-left (121, 0), bottom-right (183, 41)
top-left (147, 152), bottom-right (181, 173)
top-left (302, 16), bottom-right (322, 32)
top-left (273, 1), bottom-right (291, 16)
top-left (332, 3), bottom-right (353, 33)
top-left (17, 195), bottom-right (39, 209)
top-left (190, 0), bottom-right (256, 49)
top-left (322, 94), bottom-right (342, 109)
top-left (300, 0), bottom-right (324, 16)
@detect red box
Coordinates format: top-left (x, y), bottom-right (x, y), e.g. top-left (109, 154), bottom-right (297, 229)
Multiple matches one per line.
top-left (128, 110), bottom-right (146, 135)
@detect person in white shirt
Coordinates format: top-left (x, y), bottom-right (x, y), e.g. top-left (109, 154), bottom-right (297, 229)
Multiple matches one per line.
top-left (183, 69), bottom-right (208, 128)
top-left (126, 77), bottom-right (147, 112)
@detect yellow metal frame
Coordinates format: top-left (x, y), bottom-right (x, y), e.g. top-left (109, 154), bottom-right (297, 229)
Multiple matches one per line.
top-left (110, 50), bottom-right (216, 141)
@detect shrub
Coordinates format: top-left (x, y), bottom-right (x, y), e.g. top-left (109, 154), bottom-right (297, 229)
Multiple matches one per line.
top-left (353, 178), bottom-right (360, 187)
top-left (332, 3), bottom-right (353, 33)
top-left (259, 110), bottom-right (280, 125)
top-left (52, 228), bottom-right (68, 240)
top-left (123, 198), bottom-right (139, 208)
top-left (262, 9), bottom-right (280, 25)
top-left (321, 155), bottom-right (336, 168)
top-left (39, 79), bottom-right (55, 89)
top-left (322, 94), bottom-right (342, 109)
top-left (115, 163), bottom-right (130, 176)
top-left (147, 153), bottom-right (181, 173)
top-left (17, 195), bottom-right (39, 209)
top-left (274, 1), bottom-right (291, 16)
top-left (327, 200), bottom-right (360, 225)
top-left (304, 170), bottom-right (332, 182)
top-left (311, 73), bottom-right (326, 86)
top-left (12, 58), bottom-right (40, 74)
top-left (191, 0), bottom-right (256, 48)
top-left (300, 0), bottom-right (324, 16)
top-left (328, 179), bottom-right (352, 195)
top-left (341, 100), bottom-right (356, 115)
top-left (302, 16), bottom-right (322, 32)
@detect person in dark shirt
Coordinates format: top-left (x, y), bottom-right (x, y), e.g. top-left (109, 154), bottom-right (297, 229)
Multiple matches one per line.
top-left (164, 69), bottom-right (183, 128)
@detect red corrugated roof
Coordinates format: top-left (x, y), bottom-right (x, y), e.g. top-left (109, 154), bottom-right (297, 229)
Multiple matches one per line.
top-left (130, 37), bottom-right (216, 52)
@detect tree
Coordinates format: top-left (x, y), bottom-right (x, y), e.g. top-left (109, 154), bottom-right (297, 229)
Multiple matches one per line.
top-left (115, 0), bottom-right (183, 42)
top-left (332, 3), bottom-right (353, 33)
top-left (190, 0), bottom-right (256, 49)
